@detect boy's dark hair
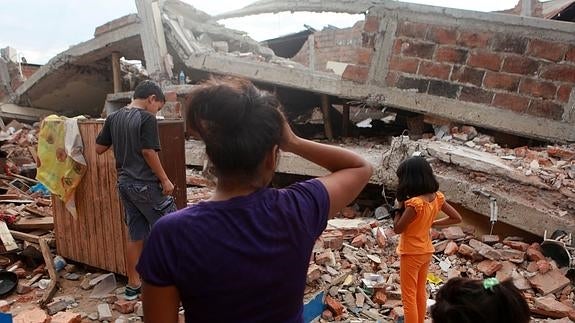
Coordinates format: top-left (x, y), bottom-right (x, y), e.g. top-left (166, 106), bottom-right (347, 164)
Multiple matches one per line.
top-left (133, 80), bottom-right (165, 102)
top-left (395, 156), bottom-right (439, 202)
top-left (430, 277), bottom-right (530, 323)
top-left (185, 77), bottom-right (283, 177)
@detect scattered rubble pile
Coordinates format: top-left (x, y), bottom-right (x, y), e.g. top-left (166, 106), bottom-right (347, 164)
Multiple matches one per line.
top-left (433, 125), bottom-right (575, 198)
top-left (306, 212), bottom-right (575, 322)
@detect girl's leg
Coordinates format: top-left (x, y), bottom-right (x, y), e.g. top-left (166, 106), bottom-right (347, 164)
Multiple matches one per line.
top-left (400, 255), bottom-right (420, 323)
top-left (416, 254), bottom-right (432, 323)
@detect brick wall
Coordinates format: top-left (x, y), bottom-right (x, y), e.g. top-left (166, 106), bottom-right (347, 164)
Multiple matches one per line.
top-left (292, 21), bottom-right (374, 82)
top-left (384, 20), bottom-right (574, 121)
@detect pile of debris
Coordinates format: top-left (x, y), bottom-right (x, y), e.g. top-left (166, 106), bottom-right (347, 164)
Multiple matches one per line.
top-left (306, 213), bottom-right (575, 322)
top-left (433, 125), bottom-right (575, 198)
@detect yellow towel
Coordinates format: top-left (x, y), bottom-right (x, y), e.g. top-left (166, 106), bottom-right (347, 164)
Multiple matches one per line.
top-left (36, 115), bottom-right (87, 217)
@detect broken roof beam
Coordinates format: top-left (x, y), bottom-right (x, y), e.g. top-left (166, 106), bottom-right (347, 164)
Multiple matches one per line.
top-left (185, 139), bottom-right (574, 237)
top-left (136, 0), bottom-right (172, 81)
top-left (0, 103), bottom-right (52, 121)
top-left (214, 0), bottom-right (375, 20)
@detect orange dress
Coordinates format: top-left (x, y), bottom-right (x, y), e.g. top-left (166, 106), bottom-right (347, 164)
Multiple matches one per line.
top-left (397, 191), bottom-right (445, 255)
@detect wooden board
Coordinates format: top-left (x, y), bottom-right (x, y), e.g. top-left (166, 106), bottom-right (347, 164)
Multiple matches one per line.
top-left (52, 120), bottom-right (186, 275)
top-left (12, 217), bottom-right (54, 230)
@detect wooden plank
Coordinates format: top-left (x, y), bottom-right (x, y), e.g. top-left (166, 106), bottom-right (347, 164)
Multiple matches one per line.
top-left (10, 230), bottom-right (41, 244)
top-left (39, 238), bottom-right (57, 307)
top-left (24, 206), bottom-right (52, 217)
top-left (342, 104), bottom-right (350, 137)
top-left (12, 217), bottom-right (53, 230)
top-left (0, 221), bottom-right (18, 252)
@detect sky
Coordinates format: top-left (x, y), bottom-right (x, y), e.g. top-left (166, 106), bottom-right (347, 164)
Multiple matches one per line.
top-left (0, 0), bottom-right (525, 64)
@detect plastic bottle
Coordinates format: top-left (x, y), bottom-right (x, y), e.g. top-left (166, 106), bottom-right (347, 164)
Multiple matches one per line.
top-left (179, 70), bottom-right (185, 85)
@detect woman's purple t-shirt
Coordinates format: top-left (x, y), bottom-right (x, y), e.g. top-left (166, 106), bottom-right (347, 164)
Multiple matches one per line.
top-left (137, 179), bottom-right (329, 323)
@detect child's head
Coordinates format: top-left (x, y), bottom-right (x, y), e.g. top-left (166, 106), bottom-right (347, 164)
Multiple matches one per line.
top-left (133, 80), bottom-right (166, 113)
top-left (430, 277), bottom-right (530, 323)
top-left (396, 156), bottom-right (438, 202)
top-left (185, 77), bottom-right (283, 179)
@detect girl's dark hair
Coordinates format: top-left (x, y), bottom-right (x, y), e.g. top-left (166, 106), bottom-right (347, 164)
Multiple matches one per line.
top-left (395, 156), bottom-right (439, 202)
top-left (430, 278), bottom-right (530, 323)
top-left (185, 77), bottom-right (283, 177)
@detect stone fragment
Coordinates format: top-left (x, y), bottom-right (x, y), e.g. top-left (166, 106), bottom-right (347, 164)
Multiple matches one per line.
top-left (97, 303), bottom-right (113, 321)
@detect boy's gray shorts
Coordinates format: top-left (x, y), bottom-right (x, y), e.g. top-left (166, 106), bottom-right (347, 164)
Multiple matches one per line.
top-left (117, 180), bottom-right (177, 241)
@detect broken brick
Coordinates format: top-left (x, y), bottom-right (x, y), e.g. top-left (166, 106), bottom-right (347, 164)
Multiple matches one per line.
top-left (503, 240), bottom-right (529, 252)
top-left (444, 241), bottom-right (459, 256)
top-left (477, 260), bottom-right (502, 276)
top-left (14, 308), bottom-right (49, 323)
top-left (527, 245), bottom-right (546, 262)
top-left (528, 269), bottom-right (571, 295)
top-left (341, 207), bottom-right (359, 219)
top-left (315, 251), bottom-right (333, 266)
top-left (322, 230), bottom-right (344, 250)
top-left (373, 289), bottom-right (387, 305)
top-left (533, 296), bottom-right (574, 319)
top-left (495, 261), bottom-right (516, 282)
top-left (375, 227), bottom-right (387, 248)
top-left (442, 226), bottom-right (465, 240)
top-left (325, 295), bottom-right (345, 317)
top-left (499, 248), bottom-right (525, 263)
top-left (469, 239), bottom-right (501, 260)
top-left (321, 309), bottom-right (334, 321)
top-left (457, 244), bottom-right (476, 259)
top-left (51, 311), bottom-right (82, 323)
top-left (307, 264), bottom-right (322, 283)
top-left (537, 259), bottom-right (551, 274)
top-left (351, 234), bottom-right (368, 248)
top-left (113, 299), bottom-right (137, 314)
top-left (481, 235), bottom-right (500, 245)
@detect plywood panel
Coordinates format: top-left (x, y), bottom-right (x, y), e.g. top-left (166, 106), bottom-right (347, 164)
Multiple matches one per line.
top-left (53, 119), bottom-right (185, 275)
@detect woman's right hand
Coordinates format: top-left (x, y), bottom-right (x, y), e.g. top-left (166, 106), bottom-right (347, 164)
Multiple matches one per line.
top-left (279, 114), bottom-right (298, 152)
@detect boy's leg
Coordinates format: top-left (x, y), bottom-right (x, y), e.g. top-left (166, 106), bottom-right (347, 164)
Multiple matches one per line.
top-left (136, 183), bottom-right (176, 229)
top-left (400, 255), bottom-right (420, 323)
top-left (416, 254), bottom-right (432, 323)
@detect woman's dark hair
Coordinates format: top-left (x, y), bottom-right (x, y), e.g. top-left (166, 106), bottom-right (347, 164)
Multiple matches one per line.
top-left (185, 77), bottom-right (283, 177)
top-left (430, 278), bottom-right (530, 323)
top-left (395, 156), bottom-right (439, 202)
top-left (133, 80), bottom-right (165, 102)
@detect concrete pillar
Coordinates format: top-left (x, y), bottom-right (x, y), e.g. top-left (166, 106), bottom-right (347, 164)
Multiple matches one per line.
top-left (112, 52), bottom-right (122, 93)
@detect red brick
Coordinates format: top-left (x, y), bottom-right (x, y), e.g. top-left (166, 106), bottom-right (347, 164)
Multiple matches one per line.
top-left (321, 309), bottom-right (334, 321)
top-left (533, 296), bottom-right (574, 319)
top-left (519, 78), bottom-right (557, 99)
top-left (501, 56), bottom-right (540, 75)
top-left (566, 46), bottom-right (575, 62)
top-left (351, 233), bottom-right (368, 248)
top-left (527, 39), bottom-right (568, 62)
top-left (307, 264), bottom-right (321, 283)
top-left (13, 308), bottom-right (49, 323)
top-left (492, 34), bottom-right (528, 54)
top-left (444, 241), bottom-right (459, 256)
top-left (493, 93), bottom-right (530, 113)
top-left (428, 80), bottom-right (460, 99)
top-left (547, 146), bottom-right (575, 160)
top-left (503, 240), bottom-right (530, 251)
top-left (557, 85), bottom-right (573, 103)
top-left (325, 295), bottom-right (345, 316)
top-left (322, 230), bottom-right (344, 250)
top-left (418, 61), bottom-right (451, 79)
top-left (389, 56), bottom-right (420, 73)
top-left (396, 21), bottom-right (428, 38)
top-left (113, 299), bottom-right (137, 314)
top-left (527, 244), bottom-right (546, 261)
top-left (342, 65), bottom-right (369, 83)
top-left (528, 99), bottom-right (564, 120)
top-left (393, 38), bottom-right (404, 54)
top-left (459, 86), bottom-right (494, 104)
top-left (477, 260), bottom-right (503, 276)
top-left (435, 46), bottom-right (468, 64)
top-left (457, 31), bottom-right (491, 48)
top-left (402, 40), bottom-right (436, 59)
top-left (484, 72), bottom-right (520, 91)
top-left (427, 26), bottom-right (457, 44)
top-left (442, 226), bottom-right (465, 240)
top-left (396, 76), bottom-right (430, 93)
top-left (373, 289), bottom-right (387, 305)
top-left (537, 259), bottom-right (551, 274)
top-left (357, 48), bottom-right (373, 65)
top-left (542, 64), bottom-right (575, 83)
top-left (468, 51), bottom-right (502, 71)
top-left (528, 269), bottom-right (571, 295)
top-left (451, 66), bottom-right (484, 86)
top-left (364, 15), bottom-right (381, 33)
